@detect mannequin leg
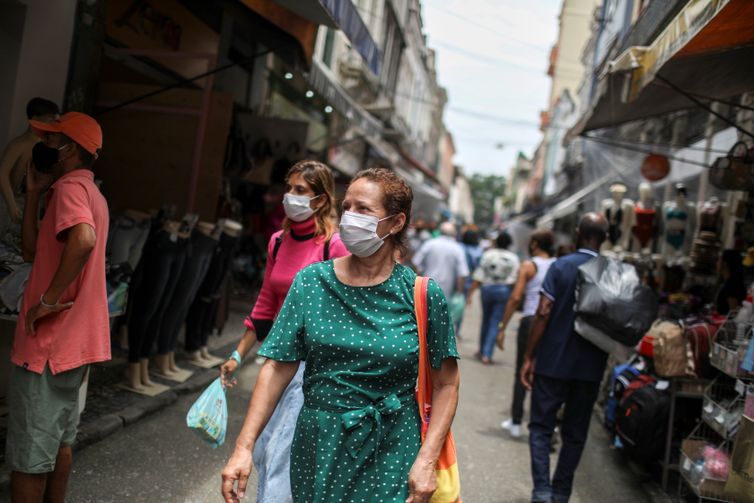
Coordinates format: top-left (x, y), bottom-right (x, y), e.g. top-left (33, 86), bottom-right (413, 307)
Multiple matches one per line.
top-left (154, 353), bottom-right (172, 376)
top-left (126, 362), bottom-right (145, 391)
top-left (200, 346), bottom-right (212, 361)
top-left (139, 358), bottom-right (155, 386)
top-left (187, 350), bottom-right (203, 363)
top-left (168, 352), bottom-right (183, 373)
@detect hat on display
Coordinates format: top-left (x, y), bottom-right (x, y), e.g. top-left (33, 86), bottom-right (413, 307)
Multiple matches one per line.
top-left (743, 246), bottom-right (754, 267)
top-left (609, 182), bottom-right (628, 193)
top-left (29, 112), bottom-right (102, 155)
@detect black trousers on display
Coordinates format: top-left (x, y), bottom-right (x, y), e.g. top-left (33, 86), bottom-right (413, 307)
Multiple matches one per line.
top-left (127, 231), bottom-right (190, 363)
top-left (185, 233), bottom-right (239, 352)
top-left (157, 230), bottom-right (218, 354)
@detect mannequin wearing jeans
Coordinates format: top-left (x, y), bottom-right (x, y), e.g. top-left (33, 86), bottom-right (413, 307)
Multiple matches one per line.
top-left (126, 221), bottom-right (191, 390)
top-left (156, 223), bottom-right (219, 376)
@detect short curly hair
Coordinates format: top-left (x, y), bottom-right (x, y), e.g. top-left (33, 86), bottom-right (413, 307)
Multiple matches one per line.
top-left (351, 168), bottom-right (413, 257)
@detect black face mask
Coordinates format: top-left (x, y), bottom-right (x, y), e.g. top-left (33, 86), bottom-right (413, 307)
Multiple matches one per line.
top-left (31, 142), bottom-right (59, 174)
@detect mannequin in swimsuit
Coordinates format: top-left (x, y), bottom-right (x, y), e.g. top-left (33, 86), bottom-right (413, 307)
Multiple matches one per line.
top-left (600, 182), bottom-right (634, 253)
top-left (631, 182), bottom-right (658, 254)
top-left (661, 183), bottom-right (696, 264)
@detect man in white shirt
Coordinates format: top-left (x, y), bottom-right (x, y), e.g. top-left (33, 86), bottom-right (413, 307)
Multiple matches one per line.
top-left (412, 222), bottom-right (469, 299)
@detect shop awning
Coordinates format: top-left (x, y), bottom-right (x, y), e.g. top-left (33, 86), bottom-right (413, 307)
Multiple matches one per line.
top-left (575, 0), bottom-right (754, 134)
top-left (536, 173), bottom-right (612, 228)
top-left (397, 147), bottom-right (441, 185)
top-left (273, 0), bottom-right (381, 74)
top-left (309, 60), bottom-right (383, 139)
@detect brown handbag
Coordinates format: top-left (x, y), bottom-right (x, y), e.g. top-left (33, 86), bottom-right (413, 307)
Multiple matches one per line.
top-left (709, 141), bottom-right (754, 191)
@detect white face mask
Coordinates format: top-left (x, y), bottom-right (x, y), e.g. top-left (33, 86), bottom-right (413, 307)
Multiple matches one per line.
top-left (283, 193), bottom-right (321, 222)
top-left (339, 211), bottom-right (395, 257)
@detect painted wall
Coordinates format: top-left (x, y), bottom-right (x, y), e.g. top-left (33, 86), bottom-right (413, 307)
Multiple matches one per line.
top-left (3, 0), bottom-right (77, 144)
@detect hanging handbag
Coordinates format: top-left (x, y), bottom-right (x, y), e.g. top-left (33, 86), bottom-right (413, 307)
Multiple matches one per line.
top-left (414, 276), bottom-right (461, 503)
top-left (709, 141), bottom-right (754, 191)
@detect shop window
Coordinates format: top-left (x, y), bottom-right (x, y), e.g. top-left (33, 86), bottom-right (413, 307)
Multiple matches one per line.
top-left (322, 28), bottom-right (335, 68)
top-left (381, 6), bottom-right (404, 98)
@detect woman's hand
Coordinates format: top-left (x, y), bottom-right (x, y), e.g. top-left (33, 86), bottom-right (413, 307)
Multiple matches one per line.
top-left (221, 446), bottom-right (253, 503)
top-left (220, 358), bottom-right (239, 388)
top-left (496, 327), bottom-right (506, 350)
top-left (405, 456), bottom-right (437, 503)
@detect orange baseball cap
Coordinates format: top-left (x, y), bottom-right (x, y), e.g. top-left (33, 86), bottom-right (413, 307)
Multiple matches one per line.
top-left (29, 112), bottom-right (102, 155)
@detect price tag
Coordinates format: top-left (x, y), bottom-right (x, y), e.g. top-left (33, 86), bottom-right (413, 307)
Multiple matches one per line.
top-left (736, 379), bottom-right (745, 395)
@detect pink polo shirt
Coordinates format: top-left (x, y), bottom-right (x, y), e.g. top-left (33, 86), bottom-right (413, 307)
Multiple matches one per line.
top-left (12, 169), bottom-right (110, 375)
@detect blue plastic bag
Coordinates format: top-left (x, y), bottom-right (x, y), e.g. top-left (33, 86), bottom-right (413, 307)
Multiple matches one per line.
top-left (186, 378), bottom-right (228, 448)
top-left (448, 293), bottom-right (466, 326)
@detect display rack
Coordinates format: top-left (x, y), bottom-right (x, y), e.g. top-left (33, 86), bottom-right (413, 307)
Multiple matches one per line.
top-left (661, 378), bottom-right (708, 490)
top-left (710, 312), bottom-right (752, 378)
top-left (677, 421), bottom-right (738, 502)
top-left (702, 376), bottom-right (745, 439)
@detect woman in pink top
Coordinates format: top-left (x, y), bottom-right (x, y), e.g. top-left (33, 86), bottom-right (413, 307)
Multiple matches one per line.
top-left (220, 160), bottom-right (347, 502)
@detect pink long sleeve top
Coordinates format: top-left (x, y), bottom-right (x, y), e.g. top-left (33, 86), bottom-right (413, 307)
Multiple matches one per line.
top-left (244, 218), bottom-right (349, 330)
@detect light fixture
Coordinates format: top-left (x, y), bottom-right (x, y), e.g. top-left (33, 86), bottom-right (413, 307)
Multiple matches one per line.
top-left (284, 72), bottom-right (293, 80)
top-left (305, 90), bottom-right (314, 98)
top-left (324, 105), bottom-right (333, 114)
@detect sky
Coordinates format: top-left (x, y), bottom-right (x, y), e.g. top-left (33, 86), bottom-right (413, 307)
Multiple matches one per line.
top-left (422, 0), bottom-right (561, 177)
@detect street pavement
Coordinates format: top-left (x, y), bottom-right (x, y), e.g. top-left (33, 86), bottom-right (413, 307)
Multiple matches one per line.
top-left (61, 293), bottom-right (654, 502)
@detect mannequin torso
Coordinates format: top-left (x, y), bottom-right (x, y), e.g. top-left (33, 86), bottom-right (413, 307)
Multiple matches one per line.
top-left (601, 195), bottom-right (635, 252)
top-left (661, 196), bottom-right (697, 261)
top-left (0, 130), bottom-right (37, 228)
top-left (631, 183), bottom-right (658, 253)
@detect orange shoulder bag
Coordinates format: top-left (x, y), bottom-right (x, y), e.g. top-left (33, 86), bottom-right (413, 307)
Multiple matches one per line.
top-left (414, 276), bottom-right (461, 503)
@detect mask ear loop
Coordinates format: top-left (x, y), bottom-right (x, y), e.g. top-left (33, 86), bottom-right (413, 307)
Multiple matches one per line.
top-left (376, 214), bottom-right (398, 240)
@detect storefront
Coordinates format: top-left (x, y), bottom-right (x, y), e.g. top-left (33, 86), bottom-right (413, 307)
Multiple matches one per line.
top-left (0, 0), bottom-right (384, 407)
top-left (558, 1), bottom-right (754, 499)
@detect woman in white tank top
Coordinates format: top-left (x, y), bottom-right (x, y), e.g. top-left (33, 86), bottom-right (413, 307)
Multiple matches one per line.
top-left (496, 230), bottom-right (556, 436)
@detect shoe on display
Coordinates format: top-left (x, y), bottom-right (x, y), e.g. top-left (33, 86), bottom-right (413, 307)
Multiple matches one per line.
top-left (501, 419), bottom-right (523, 438)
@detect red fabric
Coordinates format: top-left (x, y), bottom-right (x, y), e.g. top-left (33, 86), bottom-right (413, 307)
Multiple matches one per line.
top-left (632, 207), bottom-right (657, 248)
top-left (13, 170), bottom-right (110, 374)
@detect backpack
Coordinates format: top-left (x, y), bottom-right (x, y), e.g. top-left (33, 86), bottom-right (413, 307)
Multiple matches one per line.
top-left (652, 320), bottom-right (694, 378)
top-left (604, 360), bottom-right (644, 433)
top-left (615, 377), bottom-right (670, 463)
top-left (252, 234), bottom-right (332, 342)
top-left (684, 321), bottom-right (718, 378)
top-left (272, 234), bottom-right (331, 262)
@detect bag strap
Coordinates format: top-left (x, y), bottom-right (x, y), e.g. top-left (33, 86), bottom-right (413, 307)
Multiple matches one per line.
top-left (272, 234), bottom-right (284, 262)
top-left (414, 275), bottom-right (432, 436)
top-left (323, 237), bottom-right (331, 261)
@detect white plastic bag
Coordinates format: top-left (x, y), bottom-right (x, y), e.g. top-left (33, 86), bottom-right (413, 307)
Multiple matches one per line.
top-left (186, 378), bottom-right (228, 448)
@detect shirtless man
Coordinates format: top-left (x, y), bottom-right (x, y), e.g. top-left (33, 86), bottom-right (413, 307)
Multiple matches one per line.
top-left (0, 98), bottom-right (59, 228)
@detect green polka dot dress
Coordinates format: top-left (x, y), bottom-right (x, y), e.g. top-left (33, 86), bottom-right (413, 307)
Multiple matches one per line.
top-left (258, 260), bottom-right (459, 503)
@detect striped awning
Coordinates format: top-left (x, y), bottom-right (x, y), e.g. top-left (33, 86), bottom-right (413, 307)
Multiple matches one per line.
top-left (575, 0), bottom-right (754, 134)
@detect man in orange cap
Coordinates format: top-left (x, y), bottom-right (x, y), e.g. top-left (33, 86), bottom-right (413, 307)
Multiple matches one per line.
top-left (6, 111), bottom-right (111, 503)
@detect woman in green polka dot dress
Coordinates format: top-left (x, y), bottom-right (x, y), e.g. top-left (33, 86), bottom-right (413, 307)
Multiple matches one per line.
top-left (222, 168), bottom-right (460, 503)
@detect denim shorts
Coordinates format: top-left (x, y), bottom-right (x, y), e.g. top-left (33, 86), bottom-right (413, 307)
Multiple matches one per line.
top-left (5, 364), bottom-right (87, 473)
